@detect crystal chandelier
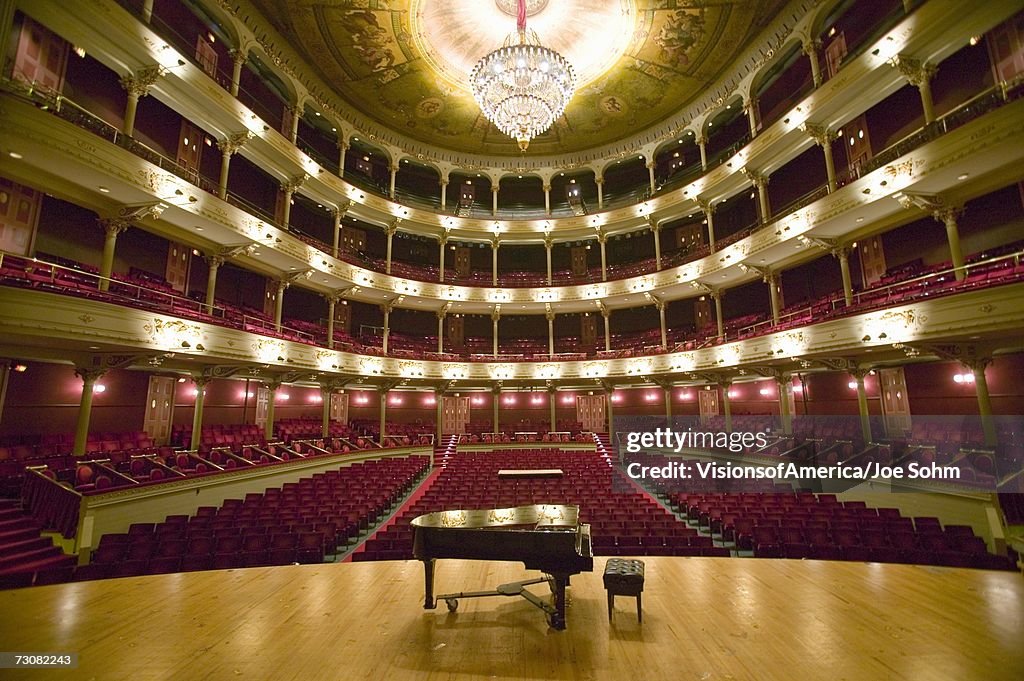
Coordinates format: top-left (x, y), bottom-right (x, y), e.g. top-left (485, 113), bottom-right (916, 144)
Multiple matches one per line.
top-left (470, 0), bottom-right (576, 151)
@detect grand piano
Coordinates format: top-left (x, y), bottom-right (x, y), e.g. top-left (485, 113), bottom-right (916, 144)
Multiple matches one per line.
top-left (411, 504), bottom-right (593, 630)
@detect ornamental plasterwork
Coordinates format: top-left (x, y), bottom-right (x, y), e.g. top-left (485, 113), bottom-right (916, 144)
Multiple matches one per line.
top-left (878, 309), bottom-right (927, 330)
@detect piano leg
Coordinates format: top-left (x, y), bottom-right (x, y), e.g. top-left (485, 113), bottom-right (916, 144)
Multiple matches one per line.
top-left (422, 558), bottom-right (437, 609)
top-left (548, 573), bottom-right (569, 631)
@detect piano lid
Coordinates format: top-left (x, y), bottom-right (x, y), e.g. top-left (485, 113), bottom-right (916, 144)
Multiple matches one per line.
top-left (411, 504), bottom-right (580, 530)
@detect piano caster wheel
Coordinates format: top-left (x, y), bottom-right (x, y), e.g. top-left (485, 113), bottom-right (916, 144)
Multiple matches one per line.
top-left (445, 598), bottom-right (459, 613)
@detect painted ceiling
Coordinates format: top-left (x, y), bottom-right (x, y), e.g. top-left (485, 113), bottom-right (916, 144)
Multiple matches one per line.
top-left (248, 0), bottom-right (787, 157)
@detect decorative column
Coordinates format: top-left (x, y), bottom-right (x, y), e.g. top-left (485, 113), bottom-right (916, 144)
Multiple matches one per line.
top-left (850, 369), bottom-right (873, 444)
top-left (324, 292), bottom-right (341, 349)
top-left (766, 271), bottom-right (782, 326)
top-left (663, 386), bottom-right (673, 426)
top-left (491, 306), bottom-right (501, 357)
top-left (650, 219), bottom-right (663, 270)
top-left (896, 194), bottom-right (965, 281)
top-left (280, 174), bottom-right (307, 227)
top-left (98, 218), bottom-right (130, 292)
top-left (803, 38), bottom-right (823, 88)
top-left (697, 198), bottom-right (716, 253)
top-left (548, 387), bottom-right (557, 433)
top-left (286, 105), bottom-right (300, 143)
top-left (189, 375), bottom-right (211, 451)
top-left (491, 237), bottom-right (500, 286)
top-left (438, 233), bottom-right (447, 282)
top-left (119, 66), bottom-right (162, 137)
top-left (388, 162), bottom-right (399, 199)
top-left (435, 388), bottom-right (444, 455)
top-left (216, 132), bottom-right (251, 200)
top-left (605, 389), bottom-right (616, 449)
top-left (835, 246), bottom-right (853, 306)
top-left (777, 374), bottom-right (793, 435)
top-left (320, 385), bottom-right (333, 438)
top-left (228, 48), bottom-right (246, 97)
top-left (329, 205), bottom-right (343, 258)
top-left (720, 381), bottom-right (733, 434)
top-left (142, 0), bottom-right (154, 23)
top-left (274, 279), bottom-right (288, 331)
top-left (742, 168), bottom-right (771, 223)
top-left (892, 56), bottom-right (937, 124)
top-left (492, 386), bottom-right (501, 435)
top-left (803, 124), bottom-right (837, 193)
top-left (936, 206), bottom-right (966, 281)
top-left (204, 254), bottom-right (224, 313)
top-left (697, 135), bottom-right (708, 170)
top-left (491, 185), bottom-right (500, 216)
top-left (436, 308), bottom-right (446, 354)
top-left (72, 368), bottom-right (105, 456)
top-left (597, 231), bottom-right (608, 281)
top-left (713, 291), bottom-right (725, 339)
top-left (264, 382), bottom-right (278, 440)
top-left (379, 389), bottom-right (388, 445)
top-left (967, 359), bottom-right (997, 447)
top-left (655, 297), bottom-right (668, 349)
top-left (381, 300), bottom-right (395, 354)
top-left (646, 160), bottom-right (657, 194)
top-left (384, 219), bottom-right (401, 274)
top-left (601, 305), bottom-right (611, 352)
top-left (595, 176), bottom-right (604, 210)
top-left (546, 306), bottom-right (556, 357)
top-left (544, 235), bottom-right (554, 285)
top-left (337, 139), bottom-right (348, 177)
top-left (543, 183), bottom-right (552, 216)
top-left (439, 177), bottom-right (449, 211)
top-left (744, 96), bottom-right (759, 137)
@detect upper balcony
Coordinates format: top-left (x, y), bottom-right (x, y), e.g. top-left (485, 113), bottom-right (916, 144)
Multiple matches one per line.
top-left (19, 0), bottom-right (1020, 243)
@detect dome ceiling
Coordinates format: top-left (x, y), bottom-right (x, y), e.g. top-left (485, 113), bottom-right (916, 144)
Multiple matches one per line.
top-left (248, 0), bottom-right (787, 157)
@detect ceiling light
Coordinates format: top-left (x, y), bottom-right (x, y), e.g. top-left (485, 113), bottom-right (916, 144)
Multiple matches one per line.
top-left (470, 0), bottom-right (576, 151)
top-left (8, 151), bottom-right (22, 159)
top-left (98, 186), bottom-right (110, 193)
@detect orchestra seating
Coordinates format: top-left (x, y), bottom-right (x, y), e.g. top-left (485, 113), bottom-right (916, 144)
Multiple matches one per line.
top-left (65, 455), bottom-right (430, 583)
top-left (355, 447), bottom-right (718, 561)
top-left (627, 452), bottom-right (1015, 570)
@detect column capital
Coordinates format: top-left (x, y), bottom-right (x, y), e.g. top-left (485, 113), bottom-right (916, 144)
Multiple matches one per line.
top-left (652, 297), bottom-right (666, 312)
top-left (204, 254), bottom-right (226, 269)
top-left (848, 367), bottom-right (872, 381)
top-left (543, 234), bottom-right (554, 249)
top-left (280, 173), bottom-right (309, 194)
top-left (229, 47), bottom-right (248, 65)
top-left (801, 37), bottom-right (821, 57)
top-left (389, 162), bottom-right (400, 173)
top-left (328, 199), bottom-right (353, 220)
top-left (888, 55), bottom-right (936, 87)
top-left (800, 122), bottom-right (835, 147)
top-left (119, 65), bottom-right (163, 98)
top-left (385, 218), bottom-right (402, 236)
top-left (74, 366), bottom-right (106, 384)
top-left (740, 166), bottom-right (769, 188)
top-left (190, 373), bottom-right (213, 389)
top-left (490, 305), bottom-right (501, 322)
top-left (596, 230), bottom-right (608, 245)
top-left (542, 183), bottom-right (552, 192)
top-left (98, 217), bottom-right (132, 237)
top-left (491, 185), bottom-right (500, 194)
top-left (490, 235), bottom-right (501, 249)
top-left (695, 134), bottom-right (707, 146)
top-left (545, 304), bottom-right (556, 322)
top-left (695, 197), bottom-right (716, 216)
top-left (894, 192), bottom-right (962, 224)
top-left (648, 215), bottom-right (662, 232)
top-left (594, 176), bottom-right (604, 185)
top-left (742, 95), bottom-right (759, 113)
top-left (645, 160), bottom-right (656, 170)
top-left (961, 357), bottom-right (993, 374)
top-left (439, 178), bottom-right (449, 187)
top-left (217, 131), bottom-right (253, 155)
top-left (322, 290), bottom-right (345, 305)
top-left (438, 232), bottom-right (448, 247)
top-left (277, 278), bottom-right (291, 293)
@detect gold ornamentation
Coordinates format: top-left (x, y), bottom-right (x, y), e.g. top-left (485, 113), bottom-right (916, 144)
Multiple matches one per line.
top-left (78, 314), bottom-right (95, 324)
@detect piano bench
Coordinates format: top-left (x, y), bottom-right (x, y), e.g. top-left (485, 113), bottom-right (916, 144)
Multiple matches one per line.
top-left (603, 558), bottom-right (645, 623)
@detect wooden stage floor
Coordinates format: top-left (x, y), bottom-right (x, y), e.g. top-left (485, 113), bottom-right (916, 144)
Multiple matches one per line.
top-left (0, 557), bottom-right (1021, 680)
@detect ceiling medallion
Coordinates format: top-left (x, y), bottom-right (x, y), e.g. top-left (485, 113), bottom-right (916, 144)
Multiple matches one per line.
top-left (495, 0), bottom-right (548, 17)
top-left (471, 0), bottom-right (576, 151)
